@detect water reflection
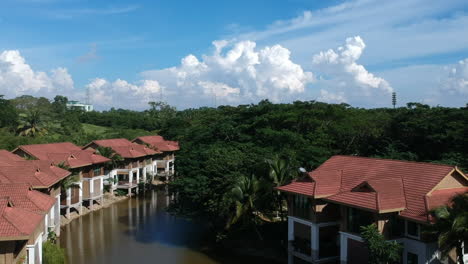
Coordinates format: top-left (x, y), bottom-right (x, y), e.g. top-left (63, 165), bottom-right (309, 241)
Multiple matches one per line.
top-left (60, 189), bottom-right (218, 264)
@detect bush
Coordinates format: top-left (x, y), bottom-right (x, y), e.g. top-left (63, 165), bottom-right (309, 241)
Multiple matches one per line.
top-left (43, 241), bottom-right (67, 264)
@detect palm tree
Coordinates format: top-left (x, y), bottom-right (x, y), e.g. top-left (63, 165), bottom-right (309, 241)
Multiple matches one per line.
top-left (16, 110), bottom-right (48, 137)
top-left (96, 146), bottom-right (124, 168)
top-left (265, 156), bottom-right (297, 221)
top-left (226, 174), bottom-right (265, 240)
top-left (56, 162), bottom-right (80, 190)
top-left (425, 194), bottom-right (468, 264)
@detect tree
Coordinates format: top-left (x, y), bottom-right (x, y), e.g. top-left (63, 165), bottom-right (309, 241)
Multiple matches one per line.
top-left (265, 156), bottom-right (296, 220)
top-left (16, 110), bottom-right (48, 137)
top-left (425, 194), bottom-right (468, 264)
top-left (56, 162), bottom-right (80, 197)
top-left (360, 224), bottom-right (402, 264)
top-left (52, 95), bottom-right (68, 115)
top-left (226, 174), bottom-right (266, 240)
top-left (0, 95), bottom-right (18, 128)
top-left (96, 146), bottom-right (124, 169)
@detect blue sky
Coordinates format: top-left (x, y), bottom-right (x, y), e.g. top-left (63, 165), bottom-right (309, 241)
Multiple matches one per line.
top-left (0, 0), bottom-right (467, 109)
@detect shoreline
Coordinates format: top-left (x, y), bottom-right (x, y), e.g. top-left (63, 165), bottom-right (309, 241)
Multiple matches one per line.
top-left (60, 193), bottom-right (129, 227)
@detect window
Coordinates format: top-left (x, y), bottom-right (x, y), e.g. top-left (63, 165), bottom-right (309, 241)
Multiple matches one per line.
top-left (293, 195), bottom-right (310, 209)
top-left (407, 221), bottom-right (419, 238)
top-left (93, 167), bottom-right (101, 176)
top-left (347, 207), bottom-right (374, 233)
top-left (407, 252), bottom-right (418, 264)
top-left (390, 215), bottom-right (404, 237)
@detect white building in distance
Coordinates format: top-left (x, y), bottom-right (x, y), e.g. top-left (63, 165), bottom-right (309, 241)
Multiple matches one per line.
top-left (66, 101), bottom-right (93, 112)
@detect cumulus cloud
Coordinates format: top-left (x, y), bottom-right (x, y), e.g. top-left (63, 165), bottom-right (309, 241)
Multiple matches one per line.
top-left (0, 50), bottom-right (74, 97)
top-left (441, 58), bottom-right (468, 95)
top-left (86, 78), bottom-right (161, 108)
top-left (317, 89), bottom-right (346, 103)
top-left (311, 36), bottom-right (392, 104)
top-left (142, 40), bottom-right (313, 106)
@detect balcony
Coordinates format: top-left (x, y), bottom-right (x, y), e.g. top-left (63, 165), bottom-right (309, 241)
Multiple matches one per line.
top-left (116, 179), bottom-right (138, 189)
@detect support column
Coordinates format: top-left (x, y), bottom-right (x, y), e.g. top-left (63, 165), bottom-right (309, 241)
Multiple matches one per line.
top-left (78, 181), bottom-right (83, 214)
top-left (89, 179), bottom-right (94, 210)
top-left (26, 245), bottom-right (35, 264)
top-left (136, 169), bottom-right (140, 194)
top-left (66, 188), bottom-right (71, 218)
top-left (340, 232), bottom-right (347, 264)
top-left (100, 178), bottom-right (104, 205)
top-left (288, 217), bottom-right (294, 264)
top-left (128, 171), bottom-right (133, 196)
top-left (55, 194), bottom-right (60, 236)
top-left (143, 167), bottom-right (147, 182)
top-left (311, 224), bottom-right (319, 260)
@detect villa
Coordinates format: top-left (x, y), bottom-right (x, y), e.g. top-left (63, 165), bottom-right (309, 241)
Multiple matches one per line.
top-left (132, 135), bottom-right (180, 181)
top-left (277, 155), bottom-right (468, 264)
top-left (0, 156), bottom-right (70, 237)
top-left (83, 138), bottom-right (158, 195)
top-left (12, 142), bottom-right (111, 215)
top-left (0, 183), bottom-right (56, 264)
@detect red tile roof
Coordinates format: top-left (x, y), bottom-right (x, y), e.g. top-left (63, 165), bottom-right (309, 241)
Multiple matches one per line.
top-left (0, 150), bottom-right (24, 164)
top-left (276, 177), bottom-right (315, 197)
top-left (86, 138), bottom-right (158, 158)
top-left (0, 160), bottom-right (70, 188)
top-left (426, 187), bottom-right (468, 212)
top-left (133, 135), bottom-right (180, 152)
top-left (0, 183), bottom-right (55, 214)
top-left (278, 155), bottom-right (464, 222)
top-left (0, 198), bottom-right (44, 240)
top-left (14, 142), bottom-right (110, 168)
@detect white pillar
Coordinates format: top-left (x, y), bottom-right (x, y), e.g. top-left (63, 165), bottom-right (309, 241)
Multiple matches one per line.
top-left (26, 245), bottom-right (35, 264)
top-left (311, 223), bottom-right (319, 260)
top-left (128, 171), bottom-right (133, 196)
top-left (66, 188), bottom-right (71, 218)
top-left (340, 232), bottom-right (347, 263)
top-left (143, 167), bottom-right (147, 182)
top-left (55, 195), bottom-right (60, 236)
top-left (90, 178), bottom-right (94, 210)
top-left (78, 181), bottom-right (83, 214)
top-left (37, 233), bottom-right (43, 263)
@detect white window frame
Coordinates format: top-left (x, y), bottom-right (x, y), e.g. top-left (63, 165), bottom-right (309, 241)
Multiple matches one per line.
top-left (405, 220), bottom-right (420, 240)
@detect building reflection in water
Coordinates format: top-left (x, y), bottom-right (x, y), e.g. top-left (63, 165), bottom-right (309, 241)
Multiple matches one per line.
top-left (60, 188), bottom-right (218, 264)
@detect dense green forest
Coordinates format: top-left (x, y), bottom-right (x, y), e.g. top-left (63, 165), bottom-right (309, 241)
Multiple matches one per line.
top-left (0, 94), bottom-right (467, 240)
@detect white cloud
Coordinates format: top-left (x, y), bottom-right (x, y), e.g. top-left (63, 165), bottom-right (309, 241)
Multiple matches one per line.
top-left (0, 50), bottom-right (74, 97)
top-left (317, 89), bottom-right (346, 103)
top-left (233, 0), bottom-right (468, 68)
top-left (311, 36), bottom-right (392, 104)
top-left (86, 78), bottom-right (161, 109)
top-left (441, 59), bottom-right (468, 95)
top-left (142, 40), bottom-right (313, 106)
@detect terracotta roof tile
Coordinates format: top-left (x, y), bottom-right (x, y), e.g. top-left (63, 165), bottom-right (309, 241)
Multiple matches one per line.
top-left (278, 155), bottom-right (462, 222)
top-left (0, 198), bottom-right (44, 239)
top-left (15, 142), bottom-right (110, 168)
top-left (0, 183), bottom-right (55, 213)
top-left (89, 138), bottom-right (157, 158)
top-left (133, 135), bottom-right (180, 152)
top-left (0, 160), bottom-right (70, 188)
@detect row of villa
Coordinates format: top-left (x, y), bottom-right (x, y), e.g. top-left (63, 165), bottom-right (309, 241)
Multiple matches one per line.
top-left (278, 155), bottom-right (468, 264)
top-left (0, 135), bottom-right (179, 264)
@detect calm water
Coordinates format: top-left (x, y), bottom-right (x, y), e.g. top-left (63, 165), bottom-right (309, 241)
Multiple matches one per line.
top-left (60, 189), bottom-right (222, 264)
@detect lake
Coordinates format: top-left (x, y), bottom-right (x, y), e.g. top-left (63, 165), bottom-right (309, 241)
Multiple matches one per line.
top-left (60, 189), bottom-right (283, 264)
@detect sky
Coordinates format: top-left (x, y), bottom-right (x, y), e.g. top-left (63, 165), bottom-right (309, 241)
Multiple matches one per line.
top-left (0, 0), bottom-right (467, 110)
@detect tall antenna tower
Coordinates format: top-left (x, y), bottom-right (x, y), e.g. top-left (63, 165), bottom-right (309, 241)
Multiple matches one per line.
top-left (85, 86), bottom-right (91, 105)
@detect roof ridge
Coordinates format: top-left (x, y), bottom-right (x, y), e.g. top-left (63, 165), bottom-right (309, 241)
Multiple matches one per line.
top-left (332, 155), bottom-right (456, 169)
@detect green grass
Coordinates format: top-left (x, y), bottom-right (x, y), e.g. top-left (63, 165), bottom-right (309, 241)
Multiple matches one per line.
top-left (82, 123), bottom-right (109, 134)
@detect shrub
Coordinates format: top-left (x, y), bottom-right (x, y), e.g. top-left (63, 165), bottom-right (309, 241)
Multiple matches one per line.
top-left (43, 241), bottom-right (67, 264)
